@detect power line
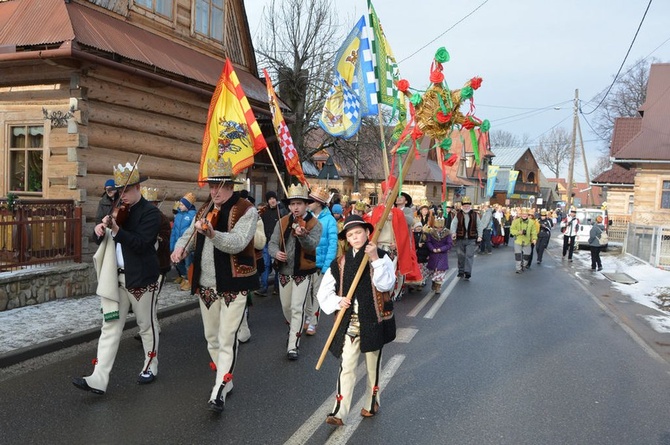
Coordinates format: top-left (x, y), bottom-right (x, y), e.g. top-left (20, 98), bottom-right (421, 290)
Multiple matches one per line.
top-left (398, 0), bottom-right (491, 63)
top-left (582, 0), bottom-right (654, 115)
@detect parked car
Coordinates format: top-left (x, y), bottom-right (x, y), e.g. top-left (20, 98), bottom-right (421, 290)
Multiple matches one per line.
top-left (572, 208), bottom-right (609, 250)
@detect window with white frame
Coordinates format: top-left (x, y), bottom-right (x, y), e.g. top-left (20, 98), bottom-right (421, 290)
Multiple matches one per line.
top-left (135, 0), bottom-right (173, 19)
top-left (628, 194), bottom-right (634, 214)
top-left (194, 0), bottom-right (224, 42)
top-left (8, 125), bottom-right (44, 194)
top-left (661, 180), bottom-right (670, 209)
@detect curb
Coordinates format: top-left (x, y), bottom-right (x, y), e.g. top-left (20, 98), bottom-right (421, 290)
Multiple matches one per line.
top-left (0, 300), bottom-right (199, 368)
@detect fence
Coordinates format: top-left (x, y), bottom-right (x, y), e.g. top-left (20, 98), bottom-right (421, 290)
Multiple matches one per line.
top-left (0, 199), bottom-right (82, 272)
top-left (623, 223), bottom-right (670, 270)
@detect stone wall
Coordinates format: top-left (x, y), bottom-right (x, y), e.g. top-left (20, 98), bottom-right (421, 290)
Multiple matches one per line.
top-left (0, 263), bottom-right (96, 311)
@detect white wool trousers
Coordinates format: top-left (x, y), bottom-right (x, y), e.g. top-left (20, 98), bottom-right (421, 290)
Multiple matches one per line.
top-left (85, 274), bottom-right (159, 392)
top-left (279, 274), bottom-right (312, 352)
top-left (198, 293), bottom-right (246, 403)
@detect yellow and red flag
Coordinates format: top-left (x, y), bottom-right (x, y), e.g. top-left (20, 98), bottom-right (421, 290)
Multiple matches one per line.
top-left (263, 69), bottom-right (308, 186)
top-left (199, 58), bottom-right (267, 182)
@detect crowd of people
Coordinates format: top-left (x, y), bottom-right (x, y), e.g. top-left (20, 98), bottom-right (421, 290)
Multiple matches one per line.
top-left (78, 168), bottom-right (597, 426)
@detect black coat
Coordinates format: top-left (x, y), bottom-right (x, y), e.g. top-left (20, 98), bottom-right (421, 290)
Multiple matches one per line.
top-left (94, 197), bottom-right (161, 289)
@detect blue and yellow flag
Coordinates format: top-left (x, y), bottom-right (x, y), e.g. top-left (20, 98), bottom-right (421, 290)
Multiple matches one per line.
top-left (507, 170), bottom-right (519, 196)
top-left (319, 16), bottom-right (377, 139)
top-left (485, 165), bottom-right (499, 198)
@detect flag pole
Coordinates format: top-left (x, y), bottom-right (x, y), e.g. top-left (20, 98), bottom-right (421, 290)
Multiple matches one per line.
top-left (264, 146), bottom-right (289, 197)
top-left (377, 109), bottom-right (390, 179)
top-left (315, 138), bottom-right (416, 370)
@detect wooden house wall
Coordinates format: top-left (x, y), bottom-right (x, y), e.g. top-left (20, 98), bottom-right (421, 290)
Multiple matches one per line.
top-left (631, 168), bottom-right (670, 226)
top-left (603, 186), bottom-right (633, 218)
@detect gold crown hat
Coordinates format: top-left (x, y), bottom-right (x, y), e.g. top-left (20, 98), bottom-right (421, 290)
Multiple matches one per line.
top-left (353, 200), bottom-right (367, 212)
top-left (113, 161), bottom-right (148, 188)
top-left (204, 157), bottom-right (244, 184)
top-left (350, 192), bottom-right (362, 202)
top-left (432, 216), bottom-right (446, 228)
top-left (418, 198), bottom-right (431, 209)
top-left (140, 186), bottom-right (159, 202)
top-left (282, 183), bottom-right (313, 205)
top-left (309, 185), bottom-right (333, 205)
top-left (460, 196), bottom-right (472, 205)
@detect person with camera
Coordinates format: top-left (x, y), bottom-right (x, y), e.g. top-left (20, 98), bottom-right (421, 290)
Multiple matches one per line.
top-left (510, 207), bottom-right (537, 273)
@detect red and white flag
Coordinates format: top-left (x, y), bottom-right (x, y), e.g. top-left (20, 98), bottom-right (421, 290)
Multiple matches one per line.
top-left (263, 69), bottom-right (308, 187)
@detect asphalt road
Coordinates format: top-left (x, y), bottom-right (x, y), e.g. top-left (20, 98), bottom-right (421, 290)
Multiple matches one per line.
top-left (1, 241), bottom-right (670, 445)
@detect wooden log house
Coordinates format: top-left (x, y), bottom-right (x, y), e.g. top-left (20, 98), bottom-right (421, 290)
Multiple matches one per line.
top-left (0, 0), bottom-right (283, 254)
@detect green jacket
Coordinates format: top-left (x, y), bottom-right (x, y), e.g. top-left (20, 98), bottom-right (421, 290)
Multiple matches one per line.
top-left (510, 217), bottom-right (537, 246)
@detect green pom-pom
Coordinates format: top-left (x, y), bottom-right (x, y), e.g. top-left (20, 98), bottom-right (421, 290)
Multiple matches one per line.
top-left (410, 93), bottom-right (423, 106)
top-left (460, 86), bottom-right (473, 99)
top-left (439, 138), bottom-right (452, 150)
top-left (396, 145), bottom-right (409, 155)
top-left (435, 47), bottom-right (450, 63)
top-left (481, 119), bottom-right (491, 132)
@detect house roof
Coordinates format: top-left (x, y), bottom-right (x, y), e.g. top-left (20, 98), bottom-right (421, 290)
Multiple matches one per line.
top-left (0, 0), bottom-right (268, 103)
top-left (615, 64), bottom-right (670, 161)
top-left (490, 146), bottom-right (532, 168)
top-left (610, 117), bottom-right (642, 156)
top-left (591, 164), bottom-right (636, 185)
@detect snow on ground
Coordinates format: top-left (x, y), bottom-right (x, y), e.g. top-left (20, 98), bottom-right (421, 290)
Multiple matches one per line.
top-left (0, 281), bottom-right (194, 354)
top-left (567, 239), bottom-right (670, 333)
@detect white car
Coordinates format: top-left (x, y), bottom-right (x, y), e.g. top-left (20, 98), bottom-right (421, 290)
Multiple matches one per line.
top-left (573, 208), bottom-right (609, 250)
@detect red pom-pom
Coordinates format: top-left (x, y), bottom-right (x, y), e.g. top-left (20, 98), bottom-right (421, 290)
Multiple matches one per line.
top-left (430, 71), bottom-right (444, 84)
top-left (411, 126), bottom-right (424, 140)
top-left (147, 351), bottom-right (157, 358)
top-left (223, 373), bottom-right (233, 383)
top-left (92, 358), bottom-right (98, 365)
top-left (436, 111), bottom-right (452, 124)
top-left (470, 77), bottom-right (483, 90)
top-left (444, 154), bottom-right (459, 167)
top-left (397, 79), bottom-right (410, 92)
top-left (336, 394), bottom-right (343, 402)
top-left (209, 361), bottom-right (217, 371)
top-left (462, 119), bottom-right (475, 130)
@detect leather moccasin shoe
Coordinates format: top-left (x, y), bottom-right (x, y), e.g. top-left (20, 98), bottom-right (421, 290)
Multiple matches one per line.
top-left (360, 402), bottom-right (379, 417)
top-left (137, 370), bottom-right (156, 385)
top-left (208, 399), bottom-right (224, 413)
top-left (72, 377), bottom-right (105, 395)
top-left (326, 416), bottom-right (344, 426)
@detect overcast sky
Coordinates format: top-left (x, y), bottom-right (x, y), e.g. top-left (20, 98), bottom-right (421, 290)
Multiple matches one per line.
top-left (245, 0), bottom-right (670, 181)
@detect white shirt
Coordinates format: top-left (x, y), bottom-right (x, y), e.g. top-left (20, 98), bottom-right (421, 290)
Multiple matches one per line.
top-left (316, 253), bottom-right (396, 315)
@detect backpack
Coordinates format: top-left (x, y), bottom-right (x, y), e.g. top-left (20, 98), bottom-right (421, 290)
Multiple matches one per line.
top-left (597, 228), bottom-right (608, 245)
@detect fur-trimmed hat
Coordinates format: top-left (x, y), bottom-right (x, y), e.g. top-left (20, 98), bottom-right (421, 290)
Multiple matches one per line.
top-left (338, 214), bottom-right (374, 240)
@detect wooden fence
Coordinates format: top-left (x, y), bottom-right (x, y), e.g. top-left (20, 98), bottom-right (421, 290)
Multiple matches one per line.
top-left (0, 199), bottom-right (82, 272)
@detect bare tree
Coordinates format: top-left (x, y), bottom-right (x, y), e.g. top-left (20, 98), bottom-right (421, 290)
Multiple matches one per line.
top-left (590, 58), bottom-right (651, 150)
top-left (532, 127), bottom-right (575, 178)
top-left (590, 155), bottom-right (611, 179)
top-left (489, 130), bottom-right (520, 148)
top-left (255, 0), bottom-right (340, 159)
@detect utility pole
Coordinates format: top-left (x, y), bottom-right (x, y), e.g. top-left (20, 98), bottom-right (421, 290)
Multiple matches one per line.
top-left (576, 116), bottom-right (592, 206)
top-left (566, 89), bottom-right (578, 210)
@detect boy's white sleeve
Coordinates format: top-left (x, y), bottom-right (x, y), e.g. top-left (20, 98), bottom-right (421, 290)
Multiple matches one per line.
top-left (316, 268), bottom-right (341, 315)
top-left (371, 255), bottom-right (396, 292)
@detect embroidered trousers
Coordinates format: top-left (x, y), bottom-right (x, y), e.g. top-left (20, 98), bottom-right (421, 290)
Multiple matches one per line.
top-left (198, 293), bottom-right (246, 403)
top-left (330, 336), bottom-right (382, 423)
top-left (85, 274), bottom-right (159, 392)
top-left (279, 274), bottom-right (312, 352)
top-left (305, 271), bottom-right (323, 328)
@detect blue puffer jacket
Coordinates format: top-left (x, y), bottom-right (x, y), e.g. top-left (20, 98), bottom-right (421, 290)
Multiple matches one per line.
top-left (170, 208), bottom-right (196, 251)
top-left (315, 207), bottom-right (339, 273)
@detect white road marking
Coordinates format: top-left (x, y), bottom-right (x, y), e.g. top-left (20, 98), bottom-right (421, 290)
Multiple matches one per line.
top-left (394, 327), bottom-right (419, 343)
top-left (284, 362), bottom-right (367, 445)
top-left (407, 269), bottom-right (456, 317)
top-left (324, 354), bottom-right (406, 445)
top-left (424, 272), bottom-right (459, 319)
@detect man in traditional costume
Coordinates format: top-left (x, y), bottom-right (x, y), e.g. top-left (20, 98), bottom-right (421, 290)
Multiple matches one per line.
top-left (450, 196), bottom-right (482, 280)
top-left (268, 183), bottom-right (322, 360)
top-left (317, 215), bottom-right (396, 426)
top-left (73, 162), bottom-right (161, 395)
top-left (170, 158), bottom-right (259, 413)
